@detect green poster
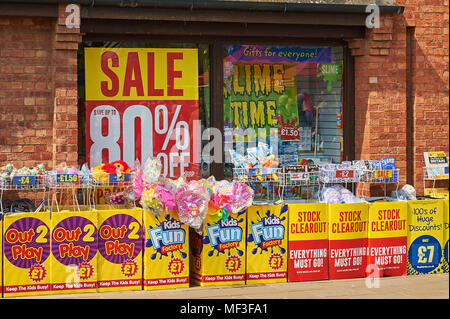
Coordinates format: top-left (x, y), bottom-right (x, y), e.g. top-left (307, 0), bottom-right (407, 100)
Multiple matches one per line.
top-left (224, 63), bottom-right (299, 140)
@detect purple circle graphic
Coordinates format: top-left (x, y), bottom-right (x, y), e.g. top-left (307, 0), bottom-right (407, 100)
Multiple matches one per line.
top-left (98, 214), bottom-right (143, 264)
top-left (4, 217), bottom-right (51, 269)
top-left (51, 216), bottom-right (98, 266)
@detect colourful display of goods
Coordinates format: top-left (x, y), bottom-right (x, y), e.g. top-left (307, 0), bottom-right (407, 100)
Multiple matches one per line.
top-left (0, 158), bottom-right (448, 297)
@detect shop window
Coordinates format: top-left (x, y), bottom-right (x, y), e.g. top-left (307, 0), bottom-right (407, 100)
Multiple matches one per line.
top-left (223, 45), bottom-right (344, 198)
top-left (77, 42), bottom-right (210, 179)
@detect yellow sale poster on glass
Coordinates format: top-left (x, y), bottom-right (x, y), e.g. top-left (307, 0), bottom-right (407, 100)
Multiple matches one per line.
top-left (2, 212), bottom-right (52, 297)
top-left (143, 209), bottom-right (189, 290)
top-left (367, 201), bottom-right (407, 277)
top-left (288, 202), bottom-right (328, 282)
top-left (190, 209), bottom-right (246, 287)
top-left (50, 211), bottom-right (98, 294)
top-left (246, 204), bottom-right (288, 284)
top-left (97, 208), bottom-right (143, 292)
top-left (407, 199), bottom-right (445, 275)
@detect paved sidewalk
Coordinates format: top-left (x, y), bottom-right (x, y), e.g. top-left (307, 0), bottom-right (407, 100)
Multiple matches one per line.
top-left (15, 273), bottom-right (449, 299)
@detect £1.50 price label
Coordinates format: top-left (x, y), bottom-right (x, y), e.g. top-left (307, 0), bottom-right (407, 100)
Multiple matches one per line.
top-left (57, 174), bottom-right (79, 183)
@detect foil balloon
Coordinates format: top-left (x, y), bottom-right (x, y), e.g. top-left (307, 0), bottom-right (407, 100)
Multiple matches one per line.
top-left (142, 157), bottom-right (162, 184)
top-left (140, 184), bottom-right (161, 213)
top-left (175, 180), bottom-right (210, 231)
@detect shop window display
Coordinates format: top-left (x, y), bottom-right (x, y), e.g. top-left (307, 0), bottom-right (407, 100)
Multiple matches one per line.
top-left (223, 45), bottom-right (344, 201)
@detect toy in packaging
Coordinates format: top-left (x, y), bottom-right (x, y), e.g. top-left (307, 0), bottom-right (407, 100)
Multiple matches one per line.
top-left (2, 212), bottom-right (52, 297)
top-left (288, 203), bottom-right (328, 281)
top-left (328, 202), bottom-right (369, 279)
top-left (190, 209), bottom-right (246, 286)
top-left (97, 208), bottom-right (143, 292)
top-left (50, 211), bottom-right (98, 294)
top-left (246, 204), bottom-right (288, 284)
top-left (143, 209), bottom-right (189, 290)
top-left (407, 199), bottom-right (445, 275)
top-left (367, 201), bottom-right (407, 277)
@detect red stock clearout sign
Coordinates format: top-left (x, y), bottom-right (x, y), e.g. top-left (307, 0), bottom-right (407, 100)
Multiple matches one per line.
top-left (84, 48), bottom-right (200, 180)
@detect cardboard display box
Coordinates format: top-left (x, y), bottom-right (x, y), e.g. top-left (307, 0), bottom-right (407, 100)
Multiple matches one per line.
top-left (246, 204), bottom-right (288, 284)
top-left (2, 212), bottom-right (52, 297)
top-left (97, 208), bottom-right (143, 292)
top-left (367, 201), bottom-right (407, 277)
top-left (50, 210), bottom-right (98, 294)
top-left (328, 202), bottom-right (369, 280)
top-left (288, 202), bottom-right (328, 282)
top-left (190, 209), bottom-right (246, 286)
top-left (143, 209), bottom-right (189, 290)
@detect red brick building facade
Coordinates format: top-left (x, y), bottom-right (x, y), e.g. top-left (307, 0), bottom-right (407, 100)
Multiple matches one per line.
top-left (0, 0), bottom-right (448, 195)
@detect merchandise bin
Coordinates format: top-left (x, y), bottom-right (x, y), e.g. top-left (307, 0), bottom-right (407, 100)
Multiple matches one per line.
top-left (246, 204), bottom-right (288, 284)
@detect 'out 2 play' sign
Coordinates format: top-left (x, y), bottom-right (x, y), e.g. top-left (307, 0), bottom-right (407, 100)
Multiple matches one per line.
top-left (84, 48), bottom-right (199, 180)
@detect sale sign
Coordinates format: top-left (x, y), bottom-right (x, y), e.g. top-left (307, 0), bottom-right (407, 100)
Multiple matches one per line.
top-left (288, 203), bottom-right (328, 282)
top-left (97, 208), bottom-right (143, 292)
top-left (190, 208), bottom-right (246, 286)
top-left (50, 211), bottom-right (98, 294)
top-left (407, 199), bottom-right (445, 275)
top-left (246, 204), bottom-right (288, 284)
top-left (328, 202), bottom-right (369, 279)
top-left (2, 212), bottom-right (52, 297)
top-left (84, 48), bottom-right (199, 180)
top-left (367, 201), bottom-right (407, 277)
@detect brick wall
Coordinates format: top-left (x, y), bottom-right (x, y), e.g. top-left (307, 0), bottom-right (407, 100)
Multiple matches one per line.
top-left (347, 0), bottom-right (449, 195)
top-left (0, 4), bottom-right (81, 173)
top-left (0, 1), bottom-right (448, 196)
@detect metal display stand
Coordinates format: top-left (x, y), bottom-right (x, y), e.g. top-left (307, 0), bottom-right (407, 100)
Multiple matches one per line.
top-left (279, 165), bottom-right (319, 202)
top-left (423, 166), bottom-right (449, 198)
top-left (45, 172), bottom-right (92, 212)
top-left (359, 168), bottom-right (401, 199)
top-left (0, 174), bottom-right (47, 215)
top-left (233, 167), bottom-right (283, 203)
top-left (89, 171), bottom-right (136, 208)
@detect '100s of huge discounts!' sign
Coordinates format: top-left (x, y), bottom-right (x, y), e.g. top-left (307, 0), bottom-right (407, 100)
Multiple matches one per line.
top-left (85, 48), bottom-right (199, 179)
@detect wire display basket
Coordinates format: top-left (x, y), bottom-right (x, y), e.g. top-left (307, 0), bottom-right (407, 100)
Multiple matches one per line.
top-left (89, 171), bottom-right (134, 188)
top-left (423, 166), bottom-right (449, 180)
top-left (0, 174), bottom-right (46, 190)
top-left (233, 167), bottom-right (282, 202)
top-left (319, 167), bottom-right (360, 184)
top-left (279, 165), bottom-right (319, 187)
top-left (45, 172), bottom-right (91, 189)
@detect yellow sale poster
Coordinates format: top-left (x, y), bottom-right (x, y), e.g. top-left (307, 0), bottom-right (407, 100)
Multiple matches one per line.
top-left (246, 204), bottom-right (288, 284)
top-left (84, 47), bottom-right (199, 180)
top-left (288, 202), bottom-right (328, 282)
top-left (367, 201), bottom-right (407, 277)
top-left (50, 211), bottom-right (98, 294)
top-left (407, 199), bottom-right (445, 275)
top-left (97, 208), bottom-right (143, 292)
top-left (2, 212), bottom-right (52, 297)
top-left (143, 209), bottom-right (189, 290)
top-left (190, 209), bottom-right (246, 286)
top-left (328, 202), bottom-right (369, 280)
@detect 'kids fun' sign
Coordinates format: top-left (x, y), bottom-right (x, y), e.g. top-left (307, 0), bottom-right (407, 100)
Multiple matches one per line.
top-left (144, 209), bottom-right (189, 290)
top-left (246, 204), bottom-right (288, 284)
top-left (85, 48), bottom-right (199, 179)
top-left (190, 209), bottom-right (246, 286)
